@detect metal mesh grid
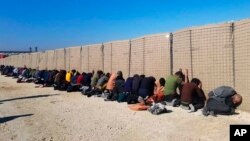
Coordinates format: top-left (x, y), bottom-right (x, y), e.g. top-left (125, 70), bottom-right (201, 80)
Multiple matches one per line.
top-left (0, 58), bottom-right (3, 65)
top-left (103, 43), bottom-right (112, 74)
top-left (172, 30), bottom-right (192, 73)
top-left (2, 57), bottom-right (7, 66)
top-left (30, 53), bottom-right (39, 69)
top-left (5, 57), bottom-right (9, 66)
top-left (111, 40), bottom-right (130, 78)
top-left (68, 46), bottom-right (81, 71)
top-left (8, 55), bottom-right (13, 66)
top-left (20, 54), bottom-right (25, 67)
top-left (7, 56), bottom-right (12, 66)
top-left (144, 34), bottom-right (171, 79)
top-left (24, 54), bottom-right (31, 68)
top-left (11, 56), bottom-right (15, 66)
top-left (234, 19), bottom-right (250, 110)
top-left (38, 52), bottom-right (46, 70)
top-left (18, 54), bottom-right (24, 67)
top-left (16, 55), bottom-right (21, 67)
top-left (65, 48), bottom-right (70, 71)
top-left (81, 46), bottom-right (89, 73)
top-left (55, 49), bottom-right (65, 70)
top-left (46, 50), bottom-right (55, 70)
top-left (2, 19), bottom-right (250, 112)
top-left (88, 44), bottom-right (103, 72)
top-left (130, 38), bottom-right (144, 76)
top-left (191, 23), bottom-right (234, 94)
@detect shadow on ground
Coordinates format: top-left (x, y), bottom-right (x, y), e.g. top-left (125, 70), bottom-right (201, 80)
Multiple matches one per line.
top-left (0, 94), bottom-right (60, 103)
top-left (0, 114), bottom-right (33, 124)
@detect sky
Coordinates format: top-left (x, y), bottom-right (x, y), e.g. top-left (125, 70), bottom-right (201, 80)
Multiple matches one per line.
top-left (0, 0), bottom-right (250, 51)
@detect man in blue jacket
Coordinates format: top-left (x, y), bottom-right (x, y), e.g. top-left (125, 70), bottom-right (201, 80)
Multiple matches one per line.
top-left (202, 86), bottom-right (242, 116)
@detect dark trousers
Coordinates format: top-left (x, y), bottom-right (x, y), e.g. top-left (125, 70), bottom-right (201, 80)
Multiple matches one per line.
top-left (164, 93), bottom-right (180, 102)
top-left (205, 98), bottom-right (233, 115)
top-left (192, 97), bottom-right (205, 110)
top-left (181, 100), bottom-right (204, 110)
top-left (193, 103), bottom-right (205, 110)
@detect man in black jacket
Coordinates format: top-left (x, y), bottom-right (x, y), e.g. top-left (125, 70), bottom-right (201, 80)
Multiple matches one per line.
top-left (138, 76), bottom-right (156, 104)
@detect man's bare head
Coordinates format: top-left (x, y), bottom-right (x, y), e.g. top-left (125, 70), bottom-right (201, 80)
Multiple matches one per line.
top-left (232, 94), bottom-right (242, 107)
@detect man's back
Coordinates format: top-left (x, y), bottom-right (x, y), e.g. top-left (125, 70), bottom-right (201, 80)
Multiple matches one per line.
top-left (164, 75), bottom-right (182, 95)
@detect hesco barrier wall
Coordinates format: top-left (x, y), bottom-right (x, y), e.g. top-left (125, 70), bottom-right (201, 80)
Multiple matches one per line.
top-left (24, 53), bottom-right (31, 68)
top-left (65, 48), bottom-right (70, 71)
top-left (46, 50), bottom-right (55, 70)
top-left (173, 23), bottom-right (235, 95)
top-left (1, 19), bottom-right (250, 111)
top-left (0, 59), bottom-right (3, 66)
top-left (69, 46), bottom-right (82, 71)
top-left (88, 44), bottom-right (103, 72)
top-left (172, 29), bottom-right (192, 74)
top-left (38, 52), bottom-right (46, 70)
top-left (110, 40), bottom-right (130, 78)
top-left (103, 42), bottom-right (112, 74)
top-left (130, 37), bottom-right (144, 76)
top-left (81, 46), bottom-right (89, 72)
top-left (55, 49), bottom-right (65, 70)
top-left (234, 19), bottom-right (250, 111)
top-left (144, 34), bottom-right (171, 79)
top-left (31, 52), bottom-right (39, 69)
top-left (193, 23), bottom-right (234, 94)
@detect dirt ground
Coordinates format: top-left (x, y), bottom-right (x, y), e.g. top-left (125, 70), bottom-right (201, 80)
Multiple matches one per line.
top-left (0, 75), bottom-right (250, 141)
